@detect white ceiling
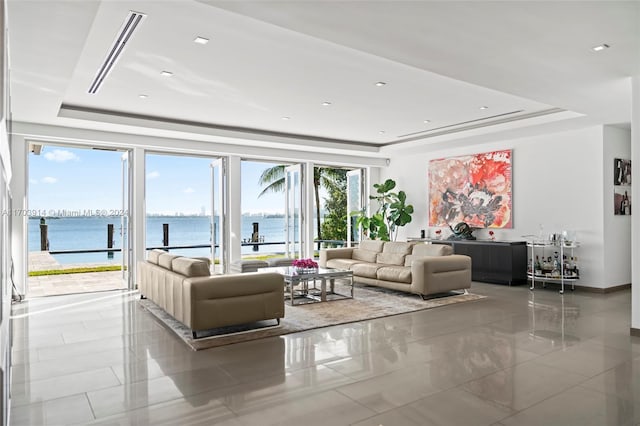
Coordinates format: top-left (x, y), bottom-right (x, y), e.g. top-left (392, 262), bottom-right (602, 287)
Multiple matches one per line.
top-left (7, 1), bottom-right (640, 155)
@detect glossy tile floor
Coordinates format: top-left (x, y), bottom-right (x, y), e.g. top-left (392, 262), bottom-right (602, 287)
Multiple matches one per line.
top-left (9, 283), bottom-right (640, 425)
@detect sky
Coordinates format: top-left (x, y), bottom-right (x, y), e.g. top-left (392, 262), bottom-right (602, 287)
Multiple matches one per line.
top-left (28, 146), bottom-right (286, 215)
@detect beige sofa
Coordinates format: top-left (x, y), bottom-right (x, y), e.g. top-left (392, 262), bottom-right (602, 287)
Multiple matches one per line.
top-left (138, 249), bottom-right (285, 338)
top-left (319, 240), bottom-right (471, 298)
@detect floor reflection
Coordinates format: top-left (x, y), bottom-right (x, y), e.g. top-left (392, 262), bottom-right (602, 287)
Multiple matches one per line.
top-left (528, 292), bottom-right (580, 346)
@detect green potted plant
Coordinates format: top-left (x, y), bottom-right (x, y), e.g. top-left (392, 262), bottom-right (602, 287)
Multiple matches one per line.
top-left (352, 179), bottom-right (414, 241)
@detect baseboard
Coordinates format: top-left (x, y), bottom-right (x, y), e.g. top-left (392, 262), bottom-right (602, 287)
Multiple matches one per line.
top-left (631, 328), bottom-right (640, 337)
top-left (575, 283), bottom-right (632, 293)
top-left (528, 280), bottom-right (631, 293)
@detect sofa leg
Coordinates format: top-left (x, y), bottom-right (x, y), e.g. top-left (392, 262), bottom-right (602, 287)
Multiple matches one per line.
top-left (276, 318), bottom-right (281, 326)
top-left (463, 289), bottom-right (469, 295)
top-left (140, 294), bottom-right (146, 299)
top-left (192, 331), bottom-right (198, 339)
top-left (420, 294), bottom-right (429, 300)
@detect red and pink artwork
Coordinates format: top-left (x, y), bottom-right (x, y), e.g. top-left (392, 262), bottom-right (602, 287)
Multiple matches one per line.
top-left (429, 150), bottom-right (512, 228)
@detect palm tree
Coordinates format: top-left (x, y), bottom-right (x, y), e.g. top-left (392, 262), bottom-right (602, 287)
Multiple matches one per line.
top-left (258, 165), bottom-right (286, 197)
top-left (258, 165), bottom-right (345, 242)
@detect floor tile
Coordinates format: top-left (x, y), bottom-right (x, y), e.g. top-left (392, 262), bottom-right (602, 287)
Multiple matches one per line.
top-left (352, 388), bottom-right (514, 426)
top-left (580, 356), bottom-right (640, 401)
top-left (232, 390), bottom-right (375, 426)
top-left (463, 360), bottom-right (589, 411)
top-left (335, 364), bottom-right (447, 413)
top-left (11, 348), bottom-right (137, 384)
top-left (87, 365), bottom-right (238, 418)
top-left (500, 386), bottom-right (640, 426)
top-left (531, 340), bottom-right (635, 378)
top-left (84, 394), bottom-right (238, 426)
top-left (220, 365), bottom-right (355, 414)
top-left (11, 367), bottom-right (120, 407)
top-left (10, 394), bottom-right (95, 426)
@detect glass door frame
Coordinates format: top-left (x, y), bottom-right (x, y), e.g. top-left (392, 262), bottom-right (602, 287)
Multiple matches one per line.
top-left (121, 151), bottom-right (132, 288)
top-left (346, 168), bottom-right (366, 248)
top-left (210, 157), bottom-right (229, 273)
top-left (285, 164), bottom-right (304, 259)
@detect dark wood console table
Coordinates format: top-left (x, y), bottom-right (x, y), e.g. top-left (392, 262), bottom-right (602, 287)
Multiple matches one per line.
top-left (410, 238), bottom-right (527, 285)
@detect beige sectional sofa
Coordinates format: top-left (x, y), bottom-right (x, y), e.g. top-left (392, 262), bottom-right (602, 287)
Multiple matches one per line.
top-left (319, 240), bottom-right (471, 298)
top-left (138, 249), bottom-right (285, 338)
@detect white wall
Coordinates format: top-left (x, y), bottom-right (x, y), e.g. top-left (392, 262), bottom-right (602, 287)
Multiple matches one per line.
top-left (603, 126), bottom-right (632, 287)
top-left (9, 135), bottom-right (27, 295)
top-left (383, 126), bottom-right (608, 288)
top-left (631, 75), bottom-right (640, 332)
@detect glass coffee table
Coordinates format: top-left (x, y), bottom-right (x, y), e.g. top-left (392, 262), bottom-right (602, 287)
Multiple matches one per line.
top-left (258, 266), bottom-right (354, 305)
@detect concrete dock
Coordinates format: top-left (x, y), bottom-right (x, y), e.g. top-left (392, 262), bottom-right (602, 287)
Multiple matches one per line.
top-left (27, 252), bottom-right (126, 297)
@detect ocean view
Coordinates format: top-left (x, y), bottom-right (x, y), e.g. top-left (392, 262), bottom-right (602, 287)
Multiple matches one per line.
top-left (28, 215), bottom-right (287, 265)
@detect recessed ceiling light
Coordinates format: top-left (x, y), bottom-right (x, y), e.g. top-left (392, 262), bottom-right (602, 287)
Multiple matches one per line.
top-left (138, 94), bottom-right (148, 99)
top-left (592, 43), bottom-right (610, 52)
top-left (379, 130), bottom-right (386, 134)
top-left (194, 36), bottom-right (209, 45)
top-left (322, 102), bottom-right (332, 106)
top-left (423, 120), bottom-right (431, 124)
top-left (375, 82), bottom-right (387, 87)
top-left (479, 106), bottom-right (489, 110)
top-left (160, 71), bottom-right (173, 77)
top-left (281, 116), bottom-right (291, 120)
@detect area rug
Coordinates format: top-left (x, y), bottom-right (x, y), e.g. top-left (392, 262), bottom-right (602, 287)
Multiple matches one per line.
top-left (138, 283), bottom-right (486, 351)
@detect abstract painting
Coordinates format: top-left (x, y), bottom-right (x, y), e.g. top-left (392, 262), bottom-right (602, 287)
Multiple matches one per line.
top-left (613, 158), bottom-right (631, 186)
top-left (614, 187), bottom-right (631, 215)
top-left (429, 149), bottom-right (512, 228)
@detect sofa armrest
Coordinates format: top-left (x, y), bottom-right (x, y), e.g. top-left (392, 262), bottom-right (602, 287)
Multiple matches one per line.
top-left (319, 248), bottom-right (354, 267)
top-left (410, 255), bottom-right (472, 295)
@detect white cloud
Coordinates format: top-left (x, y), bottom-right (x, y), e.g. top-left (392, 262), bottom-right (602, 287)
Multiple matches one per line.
top-left (44, 149), bottom-right (79, 162)
top-left (42, 176), bottom-right (58, 184)
top-left (29, 179), bottom-right (38, 185)
top-left (146, 171), bottom-right (160, 179)
top-left (183, 187), bottom-right (195, 194)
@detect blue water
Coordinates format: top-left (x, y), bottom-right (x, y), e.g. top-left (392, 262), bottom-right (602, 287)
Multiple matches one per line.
top-left (28, 216), bottom-right (286, 264)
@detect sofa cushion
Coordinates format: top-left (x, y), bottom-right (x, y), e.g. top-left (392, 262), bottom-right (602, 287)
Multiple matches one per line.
top-left (376, 252), bottom-right (406, 266)
top-left (326, 258), bottom-right (362, 270)
top-left (412, 243), bottom-right (453, 257)
top-left (382, 241), bottom-right (414, 255)
top-left (358, 240), bottom-right (385, 252)
top-left (377, 265), bottom-right (412, 284)
top-left (158, 253), bottom-right (181, 270)
top-left (352, 249), bottom-right (378, 263)
top-left (172, 257), bottom-right (210, 277)
top-left (350, 262), bottom-right (384, 278)
top-left (267, 257), bottom-right (294, 267)
top-left (230, 259), bottom-right (269, 273)
top-left (148, 249), bottom-right (167, 265)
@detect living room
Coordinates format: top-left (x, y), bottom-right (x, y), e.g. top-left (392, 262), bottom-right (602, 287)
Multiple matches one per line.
top-left (1, 1), bottom-right (639, 425)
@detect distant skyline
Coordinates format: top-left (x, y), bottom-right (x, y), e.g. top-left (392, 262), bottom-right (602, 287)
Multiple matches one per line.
top-left (28, 146), bottom-right (288, 215)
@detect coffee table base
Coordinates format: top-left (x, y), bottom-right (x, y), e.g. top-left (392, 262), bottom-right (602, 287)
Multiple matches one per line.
top-left (257, 266), bottom-right (354, 306)
top-left (286, 277), bottom-right (353, 305)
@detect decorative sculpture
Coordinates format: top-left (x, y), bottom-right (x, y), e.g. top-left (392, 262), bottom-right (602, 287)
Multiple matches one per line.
top-left (447, 222), bottom-right (476, 240)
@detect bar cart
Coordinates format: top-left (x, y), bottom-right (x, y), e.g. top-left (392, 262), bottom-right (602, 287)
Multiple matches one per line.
top-left (527, 235), bottom-right (579, 294)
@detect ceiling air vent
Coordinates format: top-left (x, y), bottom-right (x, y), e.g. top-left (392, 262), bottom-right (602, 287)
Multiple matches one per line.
top-left (88, 11), bottom-right (146, 94)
